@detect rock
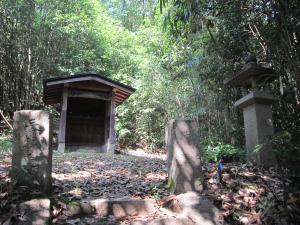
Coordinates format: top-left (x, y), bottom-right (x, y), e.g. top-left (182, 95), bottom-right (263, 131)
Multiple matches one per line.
top-left (240, 216), bottom-right (250, 225)
top-left (222, 173), bottom-right (231, 181)
top-left (90, 198), bottom-right (157, 218)
top-left (65, 202), bottom-right (81, 216)
top-left (80, 201), bottom-right (95, 214)
top-left (163, 192), bottom-right (222, 225)
top-left (69, 198), bottom-right (157, 218)
top-left (11, 110), bottom-right (52, 194)
top-left (165, 119), bottom-right (203, 194)
top-left (17, 198), bottom-right (50, 225)
top-left (88, 199), bottom-right (108, 217)
top-left (132, 217), bottom-right (193, 225)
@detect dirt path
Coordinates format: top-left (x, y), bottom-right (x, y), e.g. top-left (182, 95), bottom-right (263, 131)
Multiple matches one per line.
top-left (51, 151), bottom-right (170, 224)
top-left (0, 150), bottom-right (170, 224)
top-left (52, 151), bottom-right (168, 201)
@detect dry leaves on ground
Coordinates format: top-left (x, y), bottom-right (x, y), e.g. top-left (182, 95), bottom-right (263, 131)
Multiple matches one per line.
top-left (1, 150), bottom-right (300, 225)
top-left (52, 152), bottom-right (168, 201)
top-left (203, 162), bottom-right (300, 225)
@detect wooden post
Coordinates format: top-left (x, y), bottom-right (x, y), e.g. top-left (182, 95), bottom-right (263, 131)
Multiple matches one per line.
top-left (104, 100), bottom-right (111, 152)
top-left (107, 90), bottom-right (116, 154)
top-left (57, 87), bottom-right (68, 153)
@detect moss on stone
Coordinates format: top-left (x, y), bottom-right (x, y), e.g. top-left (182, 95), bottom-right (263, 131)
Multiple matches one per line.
top-left (166, 176), bottom-right (174, 191)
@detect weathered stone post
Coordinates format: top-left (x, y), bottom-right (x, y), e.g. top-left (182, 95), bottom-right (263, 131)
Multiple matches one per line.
top-left (165, 119), bottom-right (203, 194)
top-left (224, 56), bottom-right (277, 167)
top-left (11, 110), bottom-right (53, 194)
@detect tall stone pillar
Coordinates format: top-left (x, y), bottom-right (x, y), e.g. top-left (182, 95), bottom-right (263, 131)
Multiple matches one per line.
top-left (11, 110), bottom-right (53, 194)
top-left (165, 119), bottom-right (203, 194)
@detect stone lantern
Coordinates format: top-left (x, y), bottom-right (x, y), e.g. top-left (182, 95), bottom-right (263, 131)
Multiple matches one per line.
top-left (224, 56), bottom-right (278, 167)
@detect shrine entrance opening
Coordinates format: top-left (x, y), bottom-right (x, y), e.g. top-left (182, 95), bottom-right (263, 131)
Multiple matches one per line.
top-left (66, 97), bottom-right (107, 150)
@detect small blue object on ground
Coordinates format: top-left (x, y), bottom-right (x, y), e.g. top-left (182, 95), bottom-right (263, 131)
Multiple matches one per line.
top-left (217, 160), bottom-right (224, 183)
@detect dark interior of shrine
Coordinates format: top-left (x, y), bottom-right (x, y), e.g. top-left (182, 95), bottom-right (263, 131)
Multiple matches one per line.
top-left (66, 97), bottom-right (106, 147)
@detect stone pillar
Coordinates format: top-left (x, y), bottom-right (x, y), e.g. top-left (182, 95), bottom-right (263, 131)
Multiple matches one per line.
top-left (235, 91), bottom-right (275, 167)
top-left (57, 87), bottom-right (68, 153)
top-left (165, 119), bottom-right (203, 194)
top-left (11, 110), bottom-right (52, 194)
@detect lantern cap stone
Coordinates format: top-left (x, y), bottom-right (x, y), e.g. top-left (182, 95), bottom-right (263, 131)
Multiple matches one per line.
top-left (224, 60), bottom-right (277, 87)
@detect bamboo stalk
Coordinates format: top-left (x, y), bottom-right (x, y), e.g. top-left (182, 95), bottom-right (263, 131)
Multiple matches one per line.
top-left (0, 110), bottom-right (13, 130)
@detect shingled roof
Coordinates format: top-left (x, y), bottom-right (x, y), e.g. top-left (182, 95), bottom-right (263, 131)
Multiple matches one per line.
top-left (43, 73), bottom-right (136, 105)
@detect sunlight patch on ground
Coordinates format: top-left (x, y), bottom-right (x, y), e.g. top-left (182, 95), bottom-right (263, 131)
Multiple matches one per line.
top-left (52, 151), bottom-right (168, 200)
top-left (126, 148), bottom-right (167, 160)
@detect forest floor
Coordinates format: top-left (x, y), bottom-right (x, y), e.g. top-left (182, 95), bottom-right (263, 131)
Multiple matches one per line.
top-left (0, 149), bottom-right (299, 224)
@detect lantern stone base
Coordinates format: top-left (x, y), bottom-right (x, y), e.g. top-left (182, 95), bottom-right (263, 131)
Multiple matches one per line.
top-left (235, 91), bottom-right (276, 167)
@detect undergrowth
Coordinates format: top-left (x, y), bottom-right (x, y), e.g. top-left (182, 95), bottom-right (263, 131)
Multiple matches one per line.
top-left (202, 139), bottom-right (245, 163)
top-left (0, 129), bottom-right (12, 156)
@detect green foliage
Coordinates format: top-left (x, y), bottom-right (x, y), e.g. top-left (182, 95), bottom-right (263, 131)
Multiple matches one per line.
top-left (149, 184), bottom-right (162, 199)
top-left (270, 131), bottom-right (293, 153)
top-left (0, 128), bottom-right (12, 137)
top-left (255, 131), bottom-right (295, 159)
top-left (202, 139), bottom-right (245, 163)
top-left (0, 140), bottom-right (12, 152)
top-left (101, 0), bottom-right (158, 31)
top-left (0, 129), bottom-right (12, 155)
top-left (166, 177), bottom-right (174, 192)
top-left (45, 106), bottom-right (60, 117)
top-left (268, 131), bottom-right (300, 176)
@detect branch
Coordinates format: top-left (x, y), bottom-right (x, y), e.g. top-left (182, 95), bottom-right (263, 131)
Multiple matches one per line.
top-left (248, 24), bottom-right (267, 56)
top-left (206, 25), bottom-right (216, 45)
top-left (0, 110), bottom-right (13, 130)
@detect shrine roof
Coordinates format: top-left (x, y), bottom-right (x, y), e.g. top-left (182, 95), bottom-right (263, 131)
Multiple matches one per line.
top-left (43, 72), bottom-right (136, 105)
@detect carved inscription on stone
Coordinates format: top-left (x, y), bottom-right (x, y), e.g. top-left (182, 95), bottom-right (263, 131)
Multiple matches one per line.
top-left (22, 119), bottom-right (46, 184)
top-left (11, 110), bottom-right (52, 194)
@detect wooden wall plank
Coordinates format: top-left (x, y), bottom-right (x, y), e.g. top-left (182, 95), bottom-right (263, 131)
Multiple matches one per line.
top-left (68, 89), bottom-right (111, 100)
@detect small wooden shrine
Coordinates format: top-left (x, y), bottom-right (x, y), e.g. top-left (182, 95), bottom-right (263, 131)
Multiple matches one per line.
top-left (43, 72), bottom-right (135, 153)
